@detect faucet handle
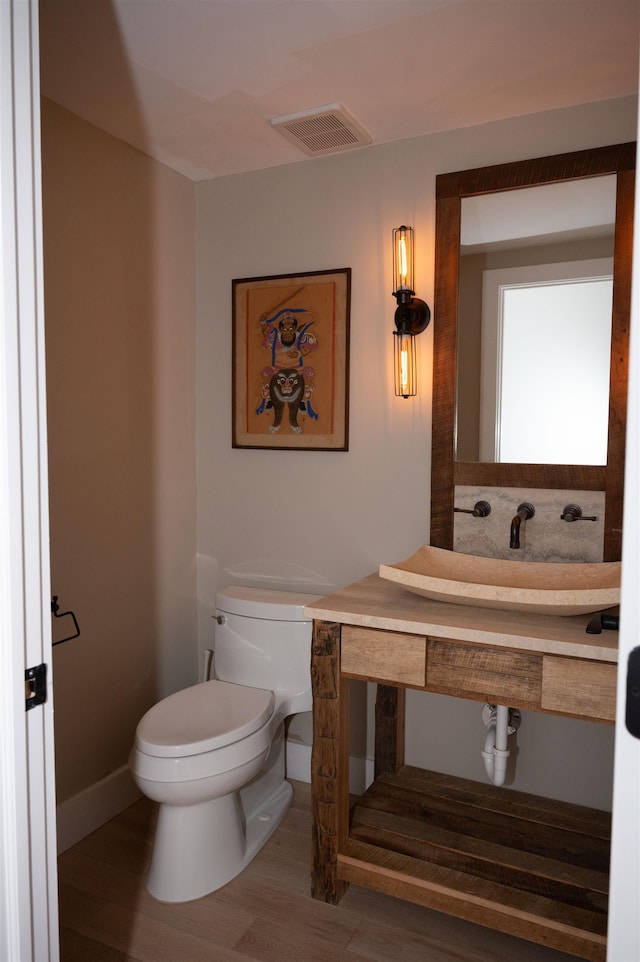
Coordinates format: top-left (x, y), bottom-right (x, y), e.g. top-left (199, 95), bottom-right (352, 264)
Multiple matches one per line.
top-left (454, 500), bottom-right (491, 518)
top-left (561, 503), bottom-right (597, 522)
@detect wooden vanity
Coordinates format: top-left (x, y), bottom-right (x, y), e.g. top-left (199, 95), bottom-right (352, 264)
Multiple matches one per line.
top-left (306, 574), bottom-right (618, 962)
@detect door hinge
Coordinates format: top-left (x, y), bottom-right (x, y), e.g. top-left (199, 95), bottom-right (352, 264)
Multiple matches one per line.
top-left (25, 663), bottom-right (47, 711)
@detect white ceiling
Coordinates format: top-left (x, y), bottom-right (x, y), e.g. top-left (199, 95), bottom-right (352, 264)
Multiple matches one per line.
top-left (39, 0), bottom-right (640, 182)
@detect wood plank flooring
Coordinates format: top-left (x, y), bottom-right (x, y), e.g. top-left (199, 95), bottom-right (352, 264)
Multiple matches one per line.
top-left (58, 780), bottom-right (590, 962)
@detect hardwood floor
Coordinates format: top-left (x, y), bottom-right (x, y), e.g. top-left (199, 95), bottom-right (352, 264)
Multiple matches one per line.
top-left (58, 780), bottom-right (586, 962)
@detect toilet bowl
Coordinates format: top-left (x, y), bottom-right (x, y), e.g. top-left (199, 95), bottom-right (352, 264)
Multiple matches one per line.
top-left (129, 585), bottom-right (320, 902)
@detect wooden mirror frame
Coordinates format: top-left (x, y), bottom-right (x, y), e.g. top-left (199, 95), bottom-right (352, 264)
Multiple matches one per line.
top-left (430, 142), bottom-right (635, 561)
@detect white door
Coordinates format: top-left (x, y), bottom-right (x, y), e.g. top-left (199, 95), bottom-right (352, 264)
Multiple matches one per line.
top-left (606, 84), bottom-right (640, 961)
top-left (0, 1), bottom-right (59, 960)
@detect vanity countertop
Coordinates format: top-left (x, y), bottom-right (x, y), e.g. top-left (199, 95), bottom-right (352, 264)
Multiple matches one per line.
top-left (305, 572), bottom-right (618, 663)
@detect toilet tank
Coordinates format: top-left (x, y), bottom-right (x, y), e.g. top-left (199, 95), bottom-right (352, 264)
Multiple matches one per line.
top-left (214, 586), bottom-right (322, 715)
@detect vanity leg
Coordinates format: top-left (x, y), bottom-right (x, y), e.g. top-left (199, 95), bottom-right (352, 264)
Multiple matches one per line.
top-left (310, 620), bottom-right (350, 904)
top-left (374, 684), bottom-right (405, 778)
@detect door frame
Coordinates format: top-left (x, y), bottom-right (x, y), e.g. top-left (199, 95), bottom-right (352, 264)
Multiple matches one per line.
top-left (607, 86), bottom-right (640, 961)
top-left (0, 1), bottom-right (59, 959)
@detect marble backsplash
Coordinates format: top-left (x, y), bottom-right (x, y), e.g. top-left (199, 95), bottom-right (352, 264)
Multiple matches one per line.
top-left (453, 485), bottom-right (605, 562)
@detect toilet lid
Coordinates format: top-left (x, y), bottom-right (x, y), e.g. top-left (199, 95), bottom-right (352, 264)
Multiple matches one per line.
top-left (135, 680), bottom-right (275, 758)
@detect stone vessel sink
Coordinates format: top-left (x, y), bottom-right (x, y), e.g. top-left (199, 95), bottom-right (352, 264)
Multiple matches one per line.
top-left (379, 546), bottom-right (621, 616)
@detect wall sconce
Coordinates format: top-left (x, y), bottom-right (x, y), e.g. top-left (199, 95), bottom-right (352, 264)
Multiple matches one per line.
top-left (391, 225), bottom-right (431, 398)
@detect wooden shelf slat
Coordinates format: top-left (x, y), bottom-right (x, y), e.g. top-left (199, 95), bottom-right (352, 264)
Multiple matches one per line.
top-left (350, 806), bottom-right (609, 907)
top-left (371, 766), bottom-right (611, 845)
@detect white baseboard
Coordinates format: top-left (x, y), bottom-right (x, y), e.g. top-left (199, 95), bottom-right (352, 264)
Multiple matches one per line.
top-left (286, 740), bottom-right (374, 795)
top-left (56, 764), bottom-right (142, 854)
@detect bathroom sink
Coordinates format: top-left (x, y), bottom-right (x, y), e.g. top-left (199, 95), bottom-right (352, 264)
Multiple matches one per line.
top-left (379, 546), bottom-right (621, 616)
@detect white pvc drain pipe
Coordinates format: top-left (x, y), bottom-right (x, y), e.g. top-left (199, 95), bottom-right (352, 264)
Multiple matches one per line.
top-left (481, 704), bottom-right (511, 787)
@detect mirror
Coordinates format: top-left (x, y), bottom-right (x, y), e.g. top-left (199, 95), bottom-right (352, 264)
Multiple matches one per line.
top-left (431, 143), bottom-right (635, 561)
top-left (458, 176), bottom-right (616, 465)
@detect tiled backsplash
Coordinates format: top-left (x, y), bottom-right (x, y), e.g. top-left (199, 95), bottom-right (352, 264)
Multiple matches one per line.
top-left (453, 485), bottom-right (605, 562)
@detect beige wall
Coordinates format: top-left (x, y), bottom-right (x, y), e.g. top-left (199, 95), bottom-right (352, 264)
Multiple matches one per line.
top-left (196, 96), bottom-right (637, 810)
top-left (42, 100), bottom-right (197, 803)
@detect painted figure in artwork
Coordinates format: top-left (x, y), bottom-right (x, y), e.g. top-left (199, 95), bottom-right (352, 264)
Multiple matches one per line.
top-left (255, 306), bottom-right (319, 433)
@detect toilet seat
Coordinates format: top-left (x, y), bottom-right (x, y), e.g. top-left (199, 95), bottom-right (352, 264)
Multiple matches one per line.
top-left (135, 679), bottom-right (275, 758)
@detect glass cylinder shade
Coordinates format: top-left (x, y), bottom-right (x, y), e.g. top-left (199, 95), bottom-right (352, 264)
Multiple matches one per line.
top-left (394, 331), bottom-right (417, 398)
top-left (392, 225), bottom-right (414, 294)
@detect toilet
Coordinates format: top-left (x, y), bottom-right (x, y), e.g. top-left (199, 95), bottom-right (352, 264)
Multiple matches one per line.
top-left (129, 585), bottom-right (320, 903)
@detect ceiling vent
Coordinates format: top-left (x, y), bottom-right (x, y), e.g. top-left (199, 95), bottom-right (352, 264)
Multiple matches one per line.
top-left (270, 104), bottom-right (371, 157)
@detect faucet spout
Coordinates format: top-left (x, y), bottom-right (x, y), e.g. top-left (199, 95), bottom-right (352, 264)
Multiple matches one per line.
top-left (510, 502), bottom-right (535, 549)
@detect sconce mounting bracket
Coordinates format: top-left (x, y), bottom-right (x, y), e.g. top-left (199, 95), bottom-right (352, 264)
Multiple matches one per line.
top-left (394, 295), bottom-right (431, 336)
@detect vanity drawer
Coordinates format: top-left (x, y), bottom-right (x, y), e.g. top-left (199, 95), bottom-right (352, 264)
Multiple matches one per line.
top-left (426, 639), bottom-right (543, 705)
top-left (341, 626), bottom-right (427, 686)
top-left (542, 656), bottom-right (617, 722)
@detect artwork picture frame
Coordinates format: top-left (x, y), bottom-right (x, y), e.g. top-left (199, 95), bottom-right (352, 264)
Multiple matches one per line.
top-left (232, 268), bottom-right (351, 450)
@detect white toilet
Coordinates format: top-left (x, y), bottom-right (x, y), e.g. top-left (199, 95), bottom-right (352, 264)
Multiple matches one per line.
top-left (129, 585), bottom-right (320, 903)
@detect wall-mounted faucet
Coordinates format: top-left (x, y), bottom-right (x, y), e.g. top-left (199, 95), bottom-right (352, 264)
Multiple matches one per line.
top-left (510, 502), bottom-right (535, 549)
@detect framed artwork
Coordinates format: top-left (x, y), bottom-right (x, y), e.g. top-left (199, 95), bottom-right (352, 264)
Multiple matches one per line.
top-left (232, 268), bottom-right (350, 450)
